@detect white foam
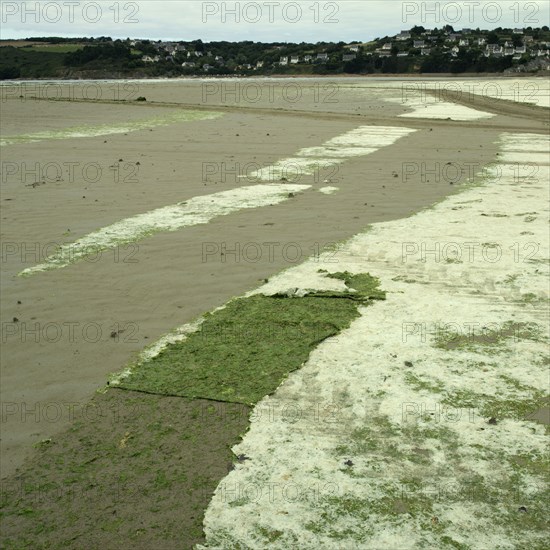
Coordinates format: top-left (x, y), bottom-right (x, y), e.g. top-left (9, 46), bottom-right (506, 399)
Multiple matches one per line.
top-left (318, 186), bottom-right (340, 195)
top-left (19, 183), bottom-right (310, 276)
top-left (247, 126), bottom-right (416, 182)
top-left (391, 94), bottom-right (495, 120)
top-left (346, 78), bottom-right (550, 109)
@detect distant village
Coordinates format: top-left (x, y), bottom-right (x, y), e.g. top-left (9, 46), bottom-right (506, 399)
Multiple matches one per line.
top-left (134, 25), bottom-right (550, 75)
top-left (1, 25), bottom-right (549, 79)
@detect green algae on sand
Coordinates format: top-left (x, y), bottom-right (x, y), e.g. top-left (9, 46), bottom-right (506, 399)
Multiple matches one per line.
top-left (115, 273), bottom-right (385, 405)
top-left (0, 110), bottom-right (223, 146)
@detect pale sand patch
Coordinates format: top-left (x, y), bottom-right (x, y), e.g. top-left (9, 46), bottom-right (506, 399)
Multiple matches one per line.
top-left (19, 183), bottom-right (310, 276)
top-left (199, 132), bottom-right (549, 548)
top-left (247, 126), bottom-right (416, 182)
top-left (247, 157), bottom-right (346, 181)
top-left (318, 186), bottom-right (339, 195)
top-left (386, 93), bottom-right (495, 120)
top-left (0, 110), bottom-right (223, 146)
top-left (340, 82), bottom-right (495, 119)
top-left (297, 146), bottom-right (376, 158)
top-left (413, 78), bottom-right (550, 110)
top-left (347, 78), bottom-right (550, 109)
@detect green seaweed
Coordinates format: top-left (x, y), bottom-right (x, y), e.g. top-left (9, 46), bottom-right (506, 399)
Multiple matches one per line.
top-left (433, 321), bottom-right (543, 352)
top-left (116, 273), bottom-right (385, 404)
top-left (441, 387), bottom-right (549, 422)
top-left (326, 271), bottom-right (387, 301)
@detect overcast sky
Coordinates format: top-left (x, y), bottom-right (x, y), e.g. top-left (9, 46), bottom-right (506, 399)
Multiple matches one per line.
top-left (2, 1), bottom-right (549, 42)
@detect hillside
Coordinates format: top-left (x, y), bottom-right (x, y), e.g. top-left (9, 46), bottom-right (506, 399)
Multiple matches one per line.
top-left (1, 26), bottom-right (549, 79)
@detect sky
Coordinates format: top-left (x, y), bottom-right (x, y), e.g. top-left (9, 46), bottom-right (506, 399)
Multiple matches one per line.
top-left (1, 1), bottom-right (549, 42)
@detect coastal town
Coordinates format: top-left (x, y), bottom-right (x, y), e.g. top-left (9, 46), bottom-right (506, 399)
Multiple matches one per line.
top-left (142, 25), bottom-right (550, 72)
top-left (1, 25), bottom-right (549, 79)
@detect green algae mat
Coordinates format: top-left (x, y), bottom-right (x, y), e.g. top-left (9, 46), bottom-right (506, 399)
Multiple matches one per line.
top-left (116, 273), bottom-right (385, 405)
top-left (0, 390), bottom-right (250, 549)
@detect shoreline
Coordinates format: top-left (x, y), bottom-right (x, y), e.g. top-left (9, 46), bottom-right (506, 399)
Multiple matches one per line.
top-left (2, 71), bottom-right (549, 83)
